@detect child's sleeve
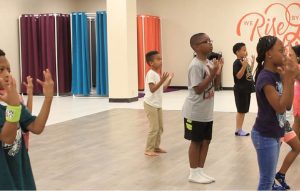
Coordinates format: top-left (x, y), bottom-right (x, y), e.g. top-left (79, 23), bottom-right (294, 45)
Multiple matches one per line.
top-left (233, 60), bottom-right (241, 76)
top-left (146, 71), bottom-right (156, 84)
top-left (19, 104), bottom-right (36, 133)
top-left (256, 74), bottom-right (274, 92)
top-left (189, 65), bottom-right (204, 87)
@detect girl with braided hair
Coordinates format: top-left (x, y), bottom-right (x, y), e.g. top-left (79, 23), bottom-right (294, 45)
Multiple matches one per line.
top-left (251, 36), bottom-right (299, 190)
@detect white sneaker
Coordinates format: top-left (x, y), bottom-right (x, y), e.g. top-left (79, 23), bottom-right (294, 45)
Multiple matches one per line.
top-left (198, 168), bottom-right (216, 182)
top-left (200, 171), bottom-right (215, 182)
top-left (188, 173), bottom-right (213, 184)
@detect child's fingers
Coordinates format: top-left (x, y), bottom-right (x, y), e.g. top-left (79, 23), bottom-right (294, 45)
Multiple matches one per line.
top-left (36, 79), bottom-right (43, 86)
top-left (44, 69), bottom-right (53, 81)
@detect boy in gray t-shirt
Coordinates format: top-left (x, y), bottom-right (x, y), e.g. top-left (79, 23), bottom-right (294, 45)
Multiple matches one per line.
top-left (182, 33), bottom-right (222, 184)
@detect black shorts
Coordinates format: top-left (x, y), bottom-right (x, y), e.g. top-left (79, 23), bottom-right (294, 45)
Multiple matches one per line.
top-left (184, 118), bottom-right (213, 141)
top-left (234, 90), bottom-right (251, 113)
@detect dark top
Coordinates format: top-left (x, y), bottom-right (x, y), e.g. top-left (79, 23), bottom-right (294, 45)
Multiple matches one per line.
top-left (0, 104), bottom-right (36, 190)
top-left (253, 69), bottom-right (285, 138)
top-left (233, 59), bottom-right (255, 93)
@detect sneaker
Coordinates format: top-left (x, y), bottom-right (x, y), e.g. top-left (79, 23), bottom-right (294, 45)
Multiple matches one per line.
top-left (235, 130), bottom-right (250, 136)
top-left (188, 173), bottom-right (213, 184)
top-left (272, 181), bottom-right (286, 190)
top-left (275, 172), bottom-right (290, 190)
top-left (198, 168), bottom-right (215, 182)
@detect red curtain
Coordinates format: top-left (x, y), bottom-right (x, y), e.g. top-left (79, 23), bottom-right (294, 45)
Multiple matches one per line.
top-left (137, 15), bottom-right (161, 90)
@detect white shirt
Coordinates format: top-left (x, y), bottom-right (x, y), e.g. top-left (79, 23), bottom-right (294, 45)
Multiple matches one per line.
top-left (144, 69), bottom-right (163, 108)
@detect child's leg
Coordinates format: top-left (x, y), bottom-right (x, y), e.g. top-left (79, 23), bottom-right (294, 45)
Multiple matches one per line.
top-left (251, 129), bottom-right (280, 190)
top-left (279, 134), bottom-right (300, 173)
top-left (275, 133), bottom-right (300, 189)
top-left (155, 108), bottom-right (163, 148)
top-left (236, 112), bottom-right (245, 132)
top-left (293, 116), bottom-right (300, 136)
top-left (234, 92), bottom-right (250, 136)
top-left (198, 140), bottom-right (210, 168)
top-left (154, 108), bottom-right (166, 153)
top-left (144, 102), bottom-right (160, 156)
top-left (189, 141), bottom-right (201, 168)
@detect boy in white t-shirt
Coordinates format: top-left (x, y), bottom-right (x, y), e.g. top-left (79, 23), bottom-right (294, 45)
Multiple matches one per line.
top-left (144, 50), bottom-right (174, 157)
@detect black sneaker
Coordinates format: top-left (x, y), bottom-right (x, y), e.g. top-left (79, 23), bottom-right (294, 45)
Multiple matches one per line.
top-left (272, 181), bottom-right (286, 190)
top-left (275, 172), bottom-right (290, 190)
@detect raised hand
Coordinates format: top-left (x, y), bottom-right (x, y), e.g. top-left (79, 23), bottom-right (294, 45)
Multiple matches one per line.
top-left (0, 75), bottom-right (20, 106)
top-left (241, 57), bottom-right (249, 67)
top-left (208, 58), bottom-right (220, 77)
top-left (36, 69), bottom-right (54, 98)
top-left (279, 45), bottom-right (298, 80)
top-left (161, 72), bottom-right (170, 83)
top-left (23, 76), bottom-right (33, 95)
top-left (169, 73), bottom-right (174, 80)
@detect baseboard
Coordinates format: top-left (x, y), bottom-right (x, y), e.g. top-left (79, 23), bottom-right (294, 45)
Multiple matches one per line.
top-left (222, 87), bottom-right (234, 90)
top-left (168, 86), bottom-right (188, 89)
top-left (109, 97), bottom-right (139, 103)
top-left (168, 86), bottom-right (234, 91)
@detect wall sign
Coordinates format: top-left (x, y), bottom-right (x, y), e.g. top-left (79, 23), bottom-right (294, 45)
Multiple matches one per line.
top-left (236, 3), bottom-right (300, 45)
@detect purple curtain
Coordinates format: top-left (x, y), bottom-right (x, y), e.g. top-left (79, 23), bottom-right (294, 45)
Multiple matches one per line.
top-left (56, 14), bottom-right (71, 93)
top-left (20, 15), bottom-right (42, 94)
top-left (20, 14), bottom-right (71, 95)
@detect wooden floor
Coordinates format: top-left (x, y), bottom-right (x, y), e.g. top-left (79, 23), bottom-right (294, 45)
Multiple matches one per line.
top-left (28, 109), bottom-right (300, 190)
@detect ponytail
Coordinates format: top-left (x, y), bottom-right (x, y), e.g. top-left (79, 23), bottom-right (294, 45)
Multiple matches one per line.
top-left (254, 56), bottom-right (264, 83)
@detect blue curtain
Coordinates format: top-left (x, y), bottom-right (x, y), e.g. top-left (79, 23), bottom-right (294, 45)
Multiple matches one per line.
top-left (96, 11), bottom-right (109, 96)
top-left (71, 12), bottom-right (90, 96)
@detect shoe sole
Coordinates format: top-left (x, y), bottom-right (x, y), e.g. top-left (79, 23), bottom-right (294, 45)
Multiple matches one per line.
top-left (188, 179), bottom-right (213, 184)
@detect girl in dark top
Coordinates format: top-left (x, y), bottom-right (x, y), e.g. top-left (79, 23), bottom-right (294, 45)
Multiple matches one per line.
top-left (251, 36), bottom-right (298, 190)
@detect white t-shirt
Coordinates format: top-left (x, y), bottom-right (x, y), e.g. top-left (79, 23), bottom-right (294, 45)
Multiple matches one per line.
top-left (182, 57), bottom-right (214, 122)
top-left (144, 69), bottom-right (163, 108)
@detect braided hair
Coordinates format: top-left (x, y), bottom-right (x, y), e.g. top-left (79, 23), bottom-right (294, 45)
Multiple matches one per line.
top-left (254, 36), bottom-right (278, 83)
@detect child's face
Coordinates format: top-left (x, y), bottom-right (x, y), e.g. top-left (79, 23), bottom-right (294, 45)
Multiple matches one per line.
top-left (237, 46), bottom-right (248, 58)
top-left (194, 34), bottom-right (213, 55)
top-left (267, 39), bottom-right (285, 67)
top-left (150, 54), bottom-right (162, 69)
top-left (0, 56), bottom-right (11, 89)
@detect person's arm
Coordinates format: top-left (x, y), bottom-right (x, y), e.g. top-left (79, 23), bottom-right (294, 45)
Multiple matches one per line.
top-left (235, 59), bottom-right (248, 79)
top-left (194, 60), bottom-right (219, 94)
top-left (216, 58), bottom-right (223, 76)
top-left (264, 79), bottom-right (294, 114)
top-left (27, 69), bottom-right (54, 134)
top-left (265, 46), bottom-right (298, 113)
top-left (149, 72), bottom-right (169, 93)
top-left (23, 76), bottom-right (33, 113)
top-left (163, 73), bottom-right (174, 91)
top-left (0, 76), bottom-right (22, 144)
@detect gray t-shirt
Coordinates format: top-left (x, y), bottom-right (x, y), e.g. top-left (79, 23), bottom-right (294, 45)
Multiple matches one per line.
top-left (182, 57), bottom-right (214, 122)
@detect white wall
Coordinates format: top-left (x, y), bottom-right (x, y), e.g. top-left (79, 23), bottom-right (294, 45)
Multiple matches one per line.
top-left (137, 0), bottom-right (300, 87)
top-left (0, 0), bottom-right (105, 89)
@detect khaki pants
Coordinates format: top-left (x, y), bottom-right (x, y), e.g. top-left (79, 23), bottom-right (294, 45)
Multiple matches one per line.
top-left (144, 102), bottom-right (163, 152)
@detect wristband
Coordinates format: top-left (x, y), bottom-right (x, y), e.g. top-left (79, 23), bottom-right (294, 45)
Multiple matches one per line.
top-left (6, 105), bottom-right (21, 123)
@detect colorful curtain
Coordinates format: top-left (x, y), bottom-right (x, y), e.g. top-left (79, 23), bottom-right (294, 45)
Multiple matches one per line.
top-left (95, 11), bottom-right (108, 96)
top-left (137, 15), bottom-right (161, 90)
top-left (71, 12), bottom-right (91, 96)
top-left (19, 14), bottom-right (71, 94)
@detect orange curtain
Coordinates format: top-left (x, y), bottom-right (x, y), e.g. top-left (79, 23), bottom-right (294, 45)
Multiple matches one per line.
top-left (137, 15), bottom-right (161, 90)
